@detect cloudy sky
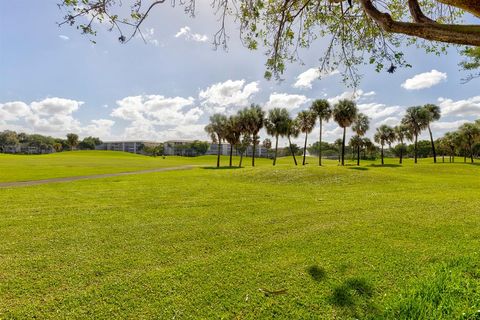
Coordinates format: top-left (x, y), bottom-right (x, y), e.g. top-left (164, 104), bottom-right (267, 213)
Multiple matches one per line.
top-left (1, 1), bottom-right (479, 146)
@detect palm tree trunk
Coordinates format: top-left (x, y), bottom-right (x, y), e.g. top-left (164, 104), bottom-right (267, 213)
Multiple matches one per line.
top-left (428, 125), bottom-right (437, 163)
top-left (273, 134), bottom-right (279, 166)
top-left (319, 120), bottom-right (323, 166)
top-left (399, 138), bottom-right (403, 164)
top-left (341, 127), bottom-right (346, 166)
top-left (216, 141), bottom-right (221, 168)
top-left (357, 144), bottom-right (360, 166)
top-left (414, 133), bottom-right (418, 164)
top-left (302, 132), bottom-right (308, 165)
top-left (381, 144), bottom-right (384, 165)
top-left (229, 144), bottom-right (233, 167)
top-left (252, 135), bottom-right (256, 167)
top-left (288, 135), bottom-right (297, 166)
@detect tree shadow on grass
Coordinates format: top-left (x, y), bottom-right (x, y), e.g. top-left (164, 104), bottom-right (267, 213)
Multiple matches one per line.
top-left (308, 265), bottom-right (327, 282)
top-left (368, 164), bottom-right (402, 168)
top-left (329, 277), bottom-right (378, 318)
top-left (348, 167), bottom-right (369, 171)
top-left (202, 166), bottom-right (242, 170)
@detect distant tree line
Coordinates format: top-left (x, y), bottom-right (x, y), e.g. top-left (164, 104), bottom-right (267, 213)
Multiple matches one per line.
top-left (0, 131), bottom-right (103, 154)
top-left (205, 100), bottom-right (480, 168)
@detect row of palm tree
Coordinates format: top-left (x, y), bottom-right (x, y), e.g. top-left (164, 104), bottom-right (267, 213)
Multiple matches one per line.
top-left (205, 99), bottom-right (479, 168)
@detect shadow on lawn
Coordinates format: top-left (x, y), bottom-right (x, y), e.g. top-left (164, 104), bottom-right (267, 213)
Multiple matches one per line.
top-left (348, 167), bottom-right (369, 171)
top-left (368, 164), bottom-right (402, 168)
top-left (308, 265), bottom-right (327, 282)
top-left (202, 166), bottom-right (242, 170)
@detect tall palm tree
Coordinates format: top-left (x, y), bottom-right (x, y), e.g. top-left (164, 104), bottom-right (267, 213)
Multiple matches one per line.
top-left (374, 125), bottom-right (396, 165)
top-left (443, 131), bottom-right (459, 163)
top-left (394, 124), bottom-right (413, 164)
top-left (205, 113), bottom-right (227, 168)
top-left (459, 122), bottom-right (480, 163)
top-left (351, 113), bottom-right (370, 166)
top-left (224, 115), bottom-right (242, 167)
top-left (423, 104), bottom-right (441, 163)
top-left (310, 99), bottom-right (332, 166)
top-left (296, 110), bottom-right (317, 165)
top-left (362, 137), bottom-right (375, 160)
top-left (333, 99), bottom-right (358, 166)
top-left (237, 134), bottom-right (252, 168)
top-left (239, 104), bottom-right (265, 167)
top-left (286, 118), bottom-right (300, 165)
top-left (349, 136), bottom-right (363, 163)
top-left (401, 106), bottom-right (429, 164)
top-left (265, 108), bottom-right (290, 165)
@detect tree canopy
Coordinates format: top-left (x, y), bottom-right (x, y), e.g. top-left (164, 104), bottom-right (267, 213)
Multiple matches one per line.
top-left (58, 0), bottom-right (480, 85)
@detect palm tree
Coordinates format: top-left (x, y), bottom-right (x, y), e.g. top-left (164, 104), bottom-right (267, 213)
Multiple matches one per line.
top-left (362, 137), bottom-right (375, 160)
top-left (237, 134), bottom-right (252, 168)
top-left (224, 115), bottom-right (242, 167)
top-left (310, 99), bottom-right (332, 166)
top-left (394, 124), bottom-right (412, 164)
top-left (296, 110), bottom-right (317, 165)
top-left (66, 133), bottom-right (79, 151)
top-left (459, 122), bottom-right (480, 163)
top-left (349, 136), bottom-right (363, 163)
top-left (423, 104), bottom-right (441, 163)
top-left (334, 138), bottom-right (343, 163)
top-left (286, 118), bottom-right (300, 165)
top-left (351, 113), bottom-right (370, 166)
top-left (239, 104), bottom-right (265, 167)
top-left (444, 131), bottom-right (459, 163)
top-left (333, 99), bottom-right (358, 166)
top-left (401, 106), bottom-right (429, 164)
top-left (265, 108), bottom-right (290, 165)
top-left (205, 113), bottom-right (227, 168)
top-left (374, 125), bottom-right (395, 165)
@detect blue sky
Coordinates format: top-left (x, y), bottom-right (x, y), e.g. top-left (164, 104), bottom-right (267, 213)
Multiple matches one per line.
top-left (1, 0), bottom-right (479, 145)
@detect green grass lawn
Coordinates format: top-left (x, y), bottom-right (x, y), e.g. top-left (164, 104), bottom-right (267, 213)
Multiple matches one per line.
top-left (1, 151), bottom-right (479, 319)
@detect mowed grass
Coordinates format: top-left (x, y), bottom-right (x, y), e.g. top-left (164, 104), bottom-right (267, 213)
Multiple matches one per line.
top-left (0, 151), bottom-right (210, 182)
top-left (1, 152), bottom-right (479, 319)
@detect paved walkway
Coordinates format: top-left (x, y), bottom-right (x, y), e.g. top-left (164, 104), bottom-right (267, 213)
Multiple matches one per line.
top-left (0, 165), bottom-right (196, 189)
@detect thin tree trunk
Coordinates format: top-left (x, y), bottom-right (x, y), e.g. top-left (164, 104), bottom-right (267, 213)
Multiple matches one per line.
top-left (273, 134), bottom-right (279, 166)
top-left (381, 144), bottom-right (384, 165)
top-left (252, 136), bottom-right (256, 167)
top-left (469, 141), bottom-right (474, 163)
top-left (216, 141), bottom-right (221, 168)
top-left (452, 148), bottom-right (455, 163)
top-left (229, 144), bottom-right (233, 167)
top-left (399, 139), bottom-right (403, 164)
top-left (288, 135), bottom-right (297, 166)
top-left (341, 127), bottom-right (346, 166)
top-left (414, 133), bottom-right (418, 164)
top-left (239, 153), bottom-right (243, 168)
top-left (303, 132), bottom-right (308, 165)
top-left (428, 125), bottom-right (437, 163)
top-left (319, 120), bottom-right (323, 166)
top-left (442, 153), bottom-right (445, 163)
top-left (357, 144), bottom-right (360, 166)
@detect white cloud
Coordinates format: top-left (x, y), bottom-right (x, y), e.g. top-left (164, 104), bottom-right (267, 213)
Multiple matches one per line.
top-left (0, 101), bottom-right (31, 122)
top-left (376, 116), bottom-right (400, 126)
top-left (30, 97), bottom-right (83, 115)
top-left (111, 95), bottom-right (199, 125)
top-left (401, 70), bottom-right (447, 90)
top-left (292, 68), bottom-right (339, 89)
top-left (327, 89), bottom-right (366, 105)
top-left (438, 96), bottom-right (480, 117)
top-left (58, 35), bottom-right (70, 41)
top-left (175, 26), bottom-right (208, 43)
top-left (82, 119), bottom-right (115, 138)
top-left (357, 103), bottom-right (401, 120)
top-left (264, 93), bottom-right (309, 111)
top-left (199, 79), bottom-right (259, 113)
top-left (431, 119), bottom-right (470, 130)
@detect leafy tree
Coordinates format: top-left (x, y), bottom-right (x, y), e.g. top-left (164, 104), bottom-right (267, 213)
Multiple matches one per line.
top-left (66, 133), bottom-right (79, 151)
top-left (205, 113), bottom-right (227, 168)
top-left (296, 110), bottom-right (317, 165)
top-left (351, 113), bottom-right (370, 165)
top-left (190, 140), bottom-right (209, 156)
top-left (79, 136), bottom-right (102, 150)
top-left (53, 143), bottom-right (63, 152)
top-left (394, 125), bottom-right (413, 164)
top-left (423, 104), bottom-right (441, 163)
top-left (310, 99), bottom-right (332, 166)
top-left (237, 134), bottom-right (252, 168)
top-left (224, 116), bottom-right (242, 167)
top-left (262, 138), bottom-right (272, 158)
top-left (443, 131), bottom-right (460, 162)
top-left (239, 104), bottom-right (265, 167)
top-left (333, 99), bottom-right (358, 166)
top-left (459, 122), bottom-right (480, 163)
top-left (0, 131), bottom-right (19, 153)
top-left (59, 1), bottom-right (480, 85)
top-left (401, 106), bottom-right (429, 164)
top-left (265, 107), bottom-right (290, 165)
top-left (374, 125), bottom-right (395, 165)
top-left (286, 118), bottom-right (300, 165)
